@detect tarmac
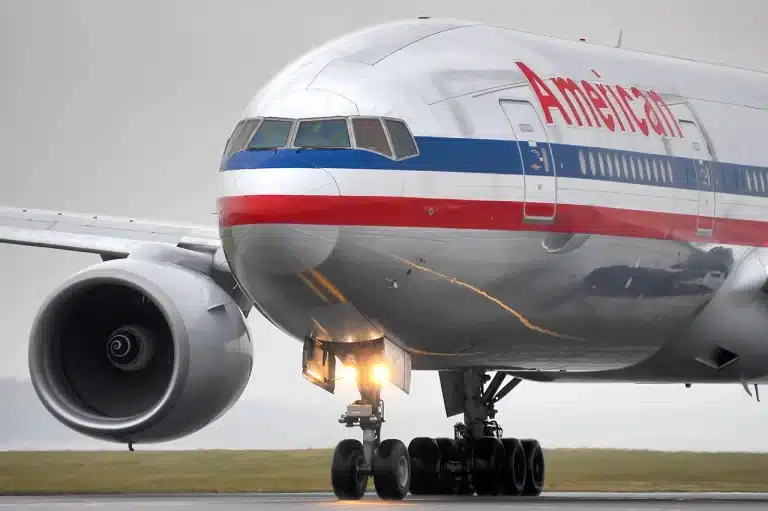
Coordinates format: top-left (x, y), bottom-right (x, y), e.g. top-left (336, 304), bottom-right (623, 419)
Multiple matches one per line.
top-left (2, 493), bottom-right (768, 509)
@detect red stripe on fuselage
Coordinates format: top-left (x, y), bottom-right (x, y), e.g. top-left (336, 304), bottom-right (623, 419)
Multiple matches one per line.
top-left (217, 195), bottom-right (767, 247)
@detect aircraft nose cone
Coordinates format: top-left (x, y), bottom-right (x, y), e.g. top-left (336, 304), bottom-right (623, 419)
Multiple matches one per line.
top-left (218, 168), bottom-right (341, 275)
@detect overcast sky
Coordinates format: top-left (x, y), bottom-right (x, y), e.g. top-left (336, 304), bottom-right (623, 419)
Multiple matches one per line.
top-left (2, 0), bottom-right (768, 452)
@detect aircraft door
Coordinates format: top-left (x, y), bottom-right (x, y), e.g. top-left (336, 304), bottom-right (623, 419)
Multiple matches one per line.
top-left (500, 100), bottom-right (557, 222)
top-left (679, 120), bottom-right (716, 236)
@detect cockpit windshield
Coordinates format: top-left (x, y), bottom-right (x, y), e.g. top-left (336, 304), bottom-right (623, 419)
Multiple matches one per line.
top-left (384, 119), bottom-right (419, 159)
top-left (248, 119), bottom-right (294, 150)
top-left (293, 118), bottom-right (351, 149)
top-left (220, 115), bottom-right (419, 170)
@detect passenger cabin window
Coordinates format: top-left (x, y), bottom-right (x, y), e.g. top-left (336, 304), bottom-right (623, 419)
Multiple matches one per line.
top-left (294, 118), bottom-right (351, 148)
top-left (248, 119), bottom-right (293, 150)
top-left (384, 119), bottom-right (418, 159)
top-left (352, 118), bottom-right (392, 157)
top-left (578, 151), bottom-right (587, 175)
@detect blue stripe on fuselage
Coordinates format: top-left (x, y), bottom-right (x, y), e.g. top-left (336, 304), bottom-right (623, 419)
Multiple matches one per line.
top-left (222, 136), bottom-right (768, 199)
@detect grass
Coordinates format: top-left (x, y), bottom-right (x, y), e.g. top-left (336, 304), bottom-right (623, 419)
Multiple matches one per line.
top-left (0, 448), bottom-right (767, 494)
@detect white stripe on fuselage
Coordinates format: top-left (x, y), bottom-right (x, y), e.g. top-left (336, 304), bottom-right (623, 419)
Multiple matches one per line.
top-left (219, 167), bottom-right (768, 224)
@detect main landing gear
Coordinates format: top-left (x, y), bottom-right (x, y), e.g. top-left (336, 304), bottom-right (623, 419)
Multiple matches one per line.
top-left (408, 370), bottom-right (545, 497)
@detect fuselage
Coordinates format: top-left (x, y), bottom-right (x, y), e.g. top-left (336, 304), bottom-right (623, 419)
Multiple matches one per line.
top-left (217, 19), bottom-right (768, 384)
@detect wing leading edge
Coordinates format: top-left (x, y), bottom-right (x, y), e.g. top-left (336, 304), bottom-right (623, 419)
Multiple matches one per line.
top-left (0, 206), bottom-right (221, 259)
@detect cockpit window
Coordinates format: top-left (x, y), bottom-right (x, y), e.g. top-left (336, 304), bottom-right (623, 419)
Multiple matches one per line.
top-left (220, 120), bottom-right (245, 167)
top-left (248, 119), bottom-right (293, 150)
top-left (293, 118), bottom-right (351, 148)
top-left (230, 118), bottom-right (261, 151)
top-left (352, 118), bottom-right (392, 157)
top-left (220, 118), bottom-right (260, 170)
top-left (384, 119), bottom-right (418, 159)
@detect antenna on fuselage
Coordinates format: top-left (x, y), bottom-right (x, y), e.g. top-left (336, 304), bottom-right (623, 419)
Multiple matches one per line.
top-left (616, 28), bottom-right (624, 48)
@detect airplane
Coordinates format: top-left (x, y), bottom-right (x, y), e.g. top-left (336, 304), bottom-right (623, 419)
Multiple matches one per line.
top-left (2, 16), bottom-right (768, 502)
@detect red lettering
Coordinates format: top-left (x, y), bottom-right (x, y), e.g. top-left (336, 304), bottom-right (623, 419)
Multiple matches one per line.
top-left (582, 81), bottom-right (615, 132)
top-left (633, 87), bottom-right (666, 136)
top-left (552, 77), bottom-right (595, 127)
top-left (616, 86), bottom-right (649, 135)
top-left (595, 84), bottom-right (625, 132)
top-left (516, 62), bottom-right (684, 140)
top-left (516, 62), bottom-right (572, 125)
top-left (648, 90), bottom-right (683, 138)
top-left (602, 85), bottom-right (634, 132)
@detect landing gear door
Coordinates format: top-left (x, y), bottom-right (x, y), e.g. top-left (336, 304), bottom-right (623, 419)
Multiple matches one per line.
top-left (302, 337), bottom-right (336, 394)
top-left (499, 100), bottom-right (557, 223)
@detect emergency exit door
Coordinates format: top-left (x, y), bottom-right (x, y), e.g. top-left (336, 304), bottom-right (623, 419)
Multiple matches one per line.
top-left (500, 100), bottom-right (557, 222)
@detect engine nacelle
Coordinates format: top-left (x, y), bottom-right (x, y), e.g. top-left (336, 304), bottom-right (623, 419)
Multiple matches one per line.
top-left (28, 258), bottom-right (253, 445)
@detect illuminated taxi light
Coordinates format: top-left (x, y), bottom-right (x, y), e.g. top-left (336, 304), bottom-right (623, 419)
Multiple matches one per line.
top-left (371, 363), bottom-right (390, 385)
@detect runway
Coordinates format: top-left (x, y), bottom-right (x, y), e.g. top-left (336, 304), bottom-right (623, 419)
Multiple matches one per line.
top-left (2, 493), bottom-right (768, 509)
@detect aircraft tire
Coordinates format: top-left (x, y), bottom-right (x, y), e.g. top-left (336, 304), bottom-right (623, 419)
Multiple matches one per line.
top-left (408, 437), bottom-right (440, 495)
top-left (372, 438), bottom-right (411, 500)
top-left (456, 481), bottom-right (474, 496)
top-left (501, 438), bottom-right (527, 496)
top-left (331, 439), bottom-right (368, 500)
top-left (471, 436), bottom-right (505, 496)
top-left (520, 439), bottom-right (545, 496)
top-left (435, 437), bottom-right (460, 495)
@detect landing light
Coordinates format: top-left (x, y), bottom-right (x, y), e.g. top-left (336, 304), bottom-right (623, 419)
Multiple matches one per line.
top-left (371, 363), bottom-right (390, 385)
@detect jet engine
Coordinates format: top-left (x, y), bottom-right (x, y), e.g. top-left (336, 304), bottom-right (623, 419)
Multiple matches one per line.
top-left (27, 256), bottom-right (253, 445)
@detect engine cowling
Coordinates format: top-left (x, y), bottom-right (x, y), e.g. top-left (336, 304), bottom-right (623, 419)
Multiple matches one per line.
top-left (27, 257), bottom-right (253, 444)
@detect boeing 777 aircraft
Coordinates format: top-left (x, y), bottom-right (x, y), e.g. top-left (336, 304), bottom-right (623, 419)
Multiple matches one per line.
top-left (3, 17), bottom-right (768, 501)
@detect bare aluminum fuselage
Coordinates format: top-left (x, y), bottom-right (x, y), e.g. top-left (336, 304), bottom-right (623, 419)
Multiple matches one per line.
top-left (219, 20), bottom-right (768, 384)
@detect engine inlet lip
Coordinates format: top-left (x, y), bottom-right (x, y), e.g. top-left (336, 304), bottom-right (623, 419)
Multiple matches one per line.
top-left (28, 264), bottom-right (191, 436)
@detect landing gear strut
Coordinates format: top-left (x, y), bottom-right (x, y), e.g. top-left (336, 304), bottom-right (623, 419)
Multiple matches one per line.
top-left (331, 356), bottom-right (411, 500)
top-left (408, 370), bottom-right (545, 497)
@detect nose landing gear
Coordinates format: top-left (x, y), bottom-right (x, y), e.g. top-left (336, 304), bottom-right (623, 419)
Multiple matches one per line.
top-left (331, 357), bottom-right (411, 500)
top-left (300, 336), bottom-right (413, 501)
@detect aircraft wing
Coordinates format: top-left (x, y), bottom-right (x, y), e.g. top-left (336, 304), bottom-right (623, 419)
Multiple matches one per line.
top-left (0, 206), bottom-right (221, 260)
